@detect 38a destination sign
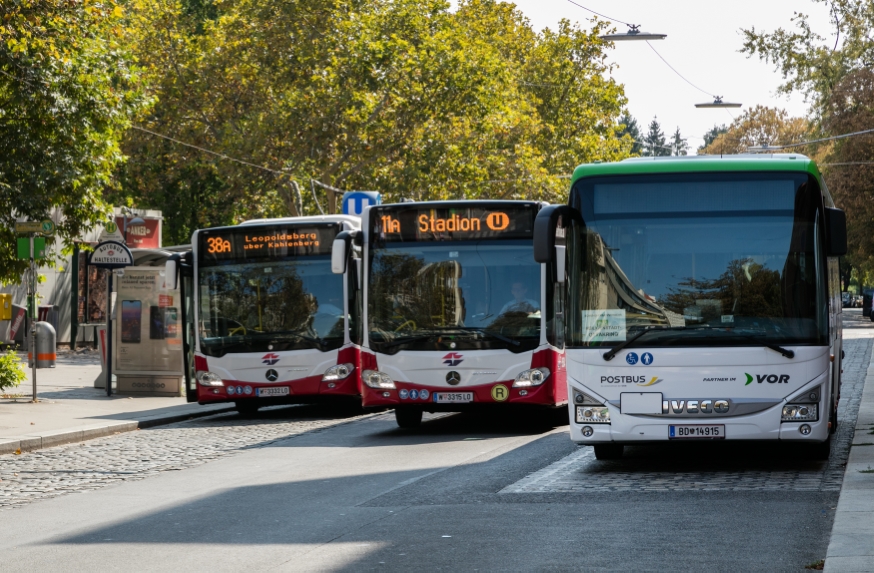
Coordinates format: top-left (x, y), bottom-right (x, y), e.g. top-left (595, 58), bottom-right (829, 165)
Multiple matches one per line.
top-left (373, 204), bottom-right (536, 242)
top-left (198, 224), bottom-right (338, 264)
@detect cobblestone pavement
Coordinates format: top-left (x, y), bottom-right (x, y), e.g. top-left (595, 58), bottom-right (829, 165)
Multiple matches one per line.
top-left (0, 406), bottom-right (375, 511)
top-left (502, 331), bottom-right (873, 494)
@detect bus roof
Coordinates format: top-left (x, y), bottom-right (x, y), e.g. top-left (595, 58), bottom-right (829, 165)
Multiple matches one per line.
top-left (240, 214), bottom-right (361, 229)
top-left (571, 154), bottom-right (823, 185)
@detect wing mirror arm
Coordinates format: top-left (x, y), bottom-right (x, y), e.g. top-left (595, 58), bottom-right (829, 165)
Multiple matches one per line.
top-left (533, 205), bottom-right (583, 283)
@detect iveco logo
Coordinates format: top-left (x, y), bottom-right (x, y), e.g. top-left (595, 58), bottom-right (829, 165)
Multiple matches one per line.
top-left (446, 371), bottom-right (461, 385)
top-left (662, 399), bottom-right (729, 414)
top-left (265, 369), bottom-right (279, 382)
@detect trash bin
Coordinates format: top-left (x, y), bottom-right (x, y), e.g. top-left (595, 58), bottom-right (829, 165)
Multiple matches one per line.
top-left (27, 321), bottom-right (56, 368)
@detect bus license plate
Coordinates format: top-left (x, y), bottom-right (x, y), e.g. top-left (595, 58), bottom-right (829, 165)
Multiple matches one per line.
top-left (669, 424), bottom-right (725, 439)
top-left (257, 386), bottom-right (289, 397)
top-left (433, 392), bottom-right (474, 404)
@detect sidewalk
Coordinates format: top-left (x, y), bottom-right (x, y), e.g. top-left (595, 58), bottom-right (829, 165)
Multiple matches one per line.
top-left (826, 337), bottom-right (874, 572)
top-left (0, 349), bottom-right (233, 455)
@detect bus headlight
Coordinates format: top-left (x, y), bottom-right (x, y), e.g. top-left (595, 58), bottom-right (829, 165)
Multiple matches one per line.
top-left (196, 371), bottom-right (224, 387)
top-left (782, 404), bottom-right (818, 422)
top-left (513, 367), bottom-right (551, 387)
top-left (362, 369), bottom-right (395, 389)
top-left (322, 363), bottom-right (354, 381)
top-left (576, 406), bottom-right (610, 424)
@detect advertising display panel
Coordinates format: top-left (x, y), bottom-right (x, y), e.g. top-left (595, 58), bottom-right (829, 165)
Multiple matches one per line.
top-left (114, 268), bottom-right (183, 380)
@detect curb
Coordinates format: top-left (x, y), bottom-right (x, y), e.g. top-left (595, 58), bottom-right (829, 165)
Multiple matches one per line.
top-left (824, 345), bottom-right (874, 572)
top-left (0, 405), bottom-right (237, 456)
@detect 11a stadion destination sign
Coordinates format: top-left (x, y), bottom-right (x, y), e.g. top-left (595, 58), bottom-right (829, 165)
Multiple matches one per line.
top-left (373, 203), bottom-right (536, 242)
top-left (198, 223), bottom-right (339, 263)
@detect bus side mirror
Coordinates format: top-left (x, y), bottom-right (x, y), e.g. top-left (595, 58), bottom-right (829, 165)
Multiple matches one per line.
top-left (332, 231), bottom-right (358, 274)
top-left (165, 259), bottom-right (178, 290)
top-left (533, 205), bottom-right (582, 263)
top-left (825, 207), bottom-right (847, 256)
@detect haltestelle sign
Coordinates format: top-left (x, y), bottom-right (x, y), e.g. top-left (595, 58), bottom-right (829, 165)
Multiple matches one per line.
top-left (89, 241), bottom-right (134, 268)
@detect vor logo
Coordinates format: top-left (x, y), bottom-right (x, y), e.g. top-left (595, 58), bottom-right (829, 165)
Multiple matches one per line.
top-left (443, 352), bottom-right (463, 367)
top-left (745, 373), bottom-right (790, 386)
top-left (262, 353), bottom-right (280, 366)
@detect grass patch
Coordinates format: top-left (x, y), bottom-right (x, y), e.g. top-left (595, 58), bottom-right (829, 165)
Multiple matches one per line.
top-left (860, 465), bottom-right (874, 474)
top-left (805, 559), bottom-right (825, 570)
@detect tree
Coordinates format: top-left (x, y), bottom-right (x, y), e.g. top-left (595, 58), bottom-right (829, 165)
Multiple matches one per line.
top-left (617, 111), bottom-right (642, 154)
top-left (0, 0), bottom-right (148, 282)
top-left (700, 106), bottom-right (808, 155)
top-left (670, 127), bottom-right (688, 156)
top-left (117, 0), bottom-right (631, 243)
top-left (642, 117), bottom-right (670, 157)
top-left (699, 124), bottom-right (728, 153)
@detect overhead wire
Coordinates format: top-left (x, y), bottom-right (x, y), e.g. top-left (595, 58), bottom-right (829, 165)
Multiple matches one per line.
top-left (563, 0), bottom-right (634, 27)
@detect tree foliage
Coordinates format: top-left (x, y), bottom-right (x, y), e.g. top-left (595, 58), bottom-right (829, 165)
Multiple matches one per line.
top-left (117, 0), bottom-right (631, 244)
top-left (642, 117), bottom-right (670, 157)
top-left (700, 106), bottom-right (809, 155)
top-left (670, 127), bottom-right (688, 156)
top-left (0, 0), bottom-right (148, 282)
top-left (617, 111), bottom-right (642, 155)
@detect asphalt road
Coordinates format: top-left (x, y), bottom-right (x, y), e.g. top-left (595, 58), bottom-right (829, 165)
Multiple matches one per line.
top-left (1, 311), bottom-right (871, 572)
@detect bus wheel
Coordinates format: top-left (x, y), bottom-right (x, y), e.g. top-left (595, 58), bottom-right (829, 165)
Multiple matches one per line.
top-left (395, 407), bottom-right (423, 428)
top-left (810, 437), bottom-right (831, 461)
top-left (593, 444), bottom-right (624, 460)
top-left (235, 401), bottom-right (260, 416)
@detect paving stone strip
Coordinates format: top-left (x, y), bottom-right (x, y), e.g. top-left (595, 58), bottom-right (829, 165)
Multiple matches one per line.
top-left (0, 408), bottom-right (376, 511)
top-left (501, 337), bottom-right (873, 494)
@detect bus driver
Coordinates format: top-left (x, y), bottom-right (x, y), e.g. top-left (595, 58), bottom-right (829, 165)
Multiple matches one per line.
top-left (500, 281), bottom-right (539, 315)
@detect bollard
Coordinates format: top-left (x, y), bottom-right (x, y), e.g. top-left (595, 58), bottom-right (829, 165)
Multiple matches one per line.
top-left (33, 321), bottom-right (56, 368)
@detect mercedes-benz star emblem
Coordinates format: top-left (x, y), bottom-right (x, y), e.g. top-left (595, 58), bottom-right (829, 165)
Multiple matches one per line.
top-left (265, 369), bottom-right (279, 382)
top-left (446, 371), bottom-right (461, 385)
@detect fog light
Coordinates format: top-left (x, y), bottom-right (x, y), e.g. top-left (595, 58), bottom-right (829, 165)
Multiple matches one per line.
top-left (382, 391), bottom-right (391, 397)
top-left (582, 426), bottom-right (594, 437)
top-left (575, 394), bottom-right (585, 404)
top-left (800, 424), bottom-right (812, 435)
top-left (327, 382), bottom-right (336, 389)
top-left (519, 390), bottom-right (528, 396)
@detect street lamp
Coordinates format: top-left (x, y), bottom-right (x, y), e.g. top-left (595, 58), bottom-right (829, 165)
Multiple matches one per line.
top-left (695, 96), bottom-right (742, 109)
top-left (600, 25), bottom-right (667, 42)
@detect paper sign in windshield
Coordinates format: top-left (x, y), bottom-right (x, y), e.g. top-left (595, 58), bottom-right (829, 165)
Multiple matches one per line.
top-left (581, 310), bottom-right (626, 342)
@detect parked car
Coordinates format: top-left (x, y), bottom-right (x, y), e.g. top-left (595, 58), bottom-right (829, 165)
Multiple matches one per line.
top-left (843, 292), bottom-right (852, 308)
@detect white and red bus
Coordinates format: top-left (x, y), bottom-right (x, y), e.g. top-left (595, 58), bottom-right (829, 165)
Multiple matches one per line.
top-left (167, 215), bottom-right (362, 413)
top-left (331, 201), bottom-right (566, 427)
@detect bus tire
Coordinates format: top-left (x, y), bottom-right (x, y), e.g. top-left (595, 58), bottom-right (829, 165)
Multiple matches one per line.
top-left (810, 437), bottom-right (831, 461)
top-left (235, 401), bottom-right (260, 416)
top-left (395, 407), bottom-right (423, 428)
top-left (593, 443), bottom-right (624, 460)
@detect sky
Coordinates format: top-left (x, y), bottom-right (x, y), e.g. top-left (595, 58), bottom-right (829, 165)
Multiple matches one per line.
top-left (468, 0), bottom-right (835, 151)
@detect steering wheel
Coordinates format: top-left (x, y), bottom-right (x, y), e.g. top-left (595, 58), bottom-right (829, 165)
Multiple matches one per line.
top-left (394, 320), bottom-right (417, 332)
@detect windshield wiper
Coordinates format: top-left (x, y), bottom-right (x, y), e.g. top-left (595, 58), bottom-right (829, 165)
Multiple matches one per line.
top-left (711, 332), bottom-right (795, 359)
top-left (450, 327), bottom-right (520, 346)
top-left (269, 330), bottom-right (327, 350)
top-left (602, 325), bottom-right (710, 361)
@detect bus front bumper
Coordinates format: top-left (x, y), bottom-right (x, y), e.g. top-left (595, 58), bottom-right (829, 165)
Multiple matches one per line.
top-left (362, 379), bottom-right (561, 408)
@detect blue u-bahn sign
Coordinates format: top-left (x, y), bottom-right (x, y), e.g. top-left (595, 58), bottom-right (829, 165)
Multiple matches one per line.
top-left (342, 191), bottom-right (381, 216)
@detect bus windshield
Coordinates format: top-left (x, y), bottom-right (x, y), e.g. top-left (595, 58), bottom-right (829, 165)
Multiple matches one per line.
top-left (567, 172), bottom-right (828, 348)
top-left (368, 241), bottom-right (541, 353)
top-left (197, 225), bottom-right (345, 356)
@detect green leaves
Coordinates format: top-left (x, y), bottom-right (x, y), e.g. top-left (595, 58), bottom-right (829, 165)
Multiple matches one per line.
top-left (0, 0), bottom-right (148, 283)
top-left (119, 0), bottom-right (629, 235)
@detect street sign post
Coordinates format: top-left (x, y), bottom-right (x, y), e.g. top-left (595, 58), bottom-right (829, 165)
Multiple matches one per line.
top-left (88, 241), bottom-right (134, 396)
top-left (14, 220), bottom-right (54, 401)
